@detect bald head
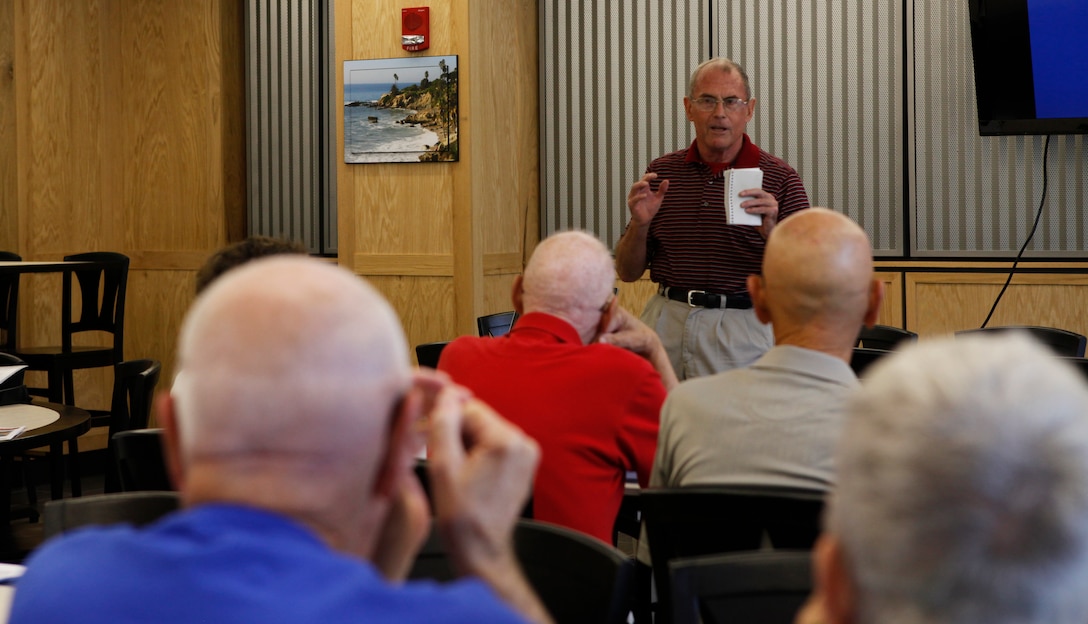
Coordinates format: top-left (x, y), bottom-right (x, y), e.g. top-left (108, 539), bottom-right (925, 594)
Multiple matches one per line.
top-left (752, 208), bottom-right (877, 347)
top-left (519, 231), bottom-right (615, 342)
top-left (173, 256), bottom-right (411, 470)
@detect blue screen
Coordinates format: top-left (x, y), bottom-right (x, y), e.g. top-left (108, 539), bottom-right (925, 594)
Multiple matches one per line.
top-left (1028, 0), bottom-right (1088, 118)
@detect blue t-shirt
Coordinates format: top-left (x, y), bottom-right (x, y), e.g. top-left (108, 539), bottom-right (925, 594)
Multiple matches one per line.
top-left (10, 504), bottom-right (526, 624)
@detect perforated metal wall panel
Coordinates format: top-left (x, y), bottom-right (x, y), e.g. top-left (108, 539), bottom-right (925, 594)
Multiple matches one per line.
top-left (911, 0), bottom-right (1088, 257)
top-left (714, 0), bottom-right (905, 255)
top-left (539, 0), bottom-right (709, 246)
top-left (245, 0), bottom-right (336, 254)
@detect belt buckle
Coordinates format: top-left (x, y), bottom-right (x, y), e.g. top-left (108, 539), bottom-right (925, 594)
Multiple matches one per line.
top-left (686, 290), bottom-right (705, 307)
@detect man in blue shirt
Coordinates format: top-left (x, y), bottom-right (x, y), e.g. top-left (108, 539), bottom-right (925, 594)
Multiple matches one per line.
top-left (11, 257), bottom-right (551, 624)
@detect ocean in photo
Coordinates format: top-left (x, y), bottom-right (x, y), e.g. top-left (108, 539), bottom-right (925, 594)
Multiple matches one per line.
top-left (344, 82), bottom-right (438, 163)
top-left (344, 104), bottom-right (438, 163)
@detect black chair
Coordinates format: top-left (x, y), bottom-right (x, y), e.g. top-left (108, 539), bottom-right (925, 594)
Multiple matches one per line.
top-left (42, 491), bottom-right (180, 539)
top-left (113, 428), bottom-right (173, 492)
top-left (13, 252), bottom-right (129, 405)
top-left (669, 550), bottom-right (813, 624)
top-left (409, 518), bottom-right (634, 624)
top-left (955, 325), bottom-right (1088, 357)
top-left (639, 486), bottom-right (825, 624)
top-left (101, 359), bottom-right (162, 492)
top-left (415, 341), bottom-right (449, 368)
top-left (856, 324), bottom-right (917, 350)
top-left (850, 347), bottom-right (892, 377)
top-left (0, 351), bottom-right (30, 402)
top-left (476, 311), bottom-right (519, 337)
top-left (513, 519), bottom-right (635, 624)
top-left (20, 359), bottom-right (161, 506)
top-left (0, 251), bottom-right (22, 352)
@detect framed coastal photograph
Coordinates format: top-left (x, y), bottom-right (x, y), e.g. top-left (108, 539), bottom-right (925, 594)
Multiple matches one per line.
top-left (343, 55), bottom-right (459, 163)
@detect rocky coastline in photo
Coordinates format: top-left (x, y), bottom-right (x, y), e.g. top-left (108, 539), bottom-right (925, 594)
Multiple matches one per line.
top-left (352, 81), bottom-right (458, 161)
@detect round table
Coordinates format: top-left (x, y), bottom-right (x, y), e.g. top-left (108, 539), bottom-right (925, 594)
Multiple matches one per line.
top-left (0, 402), bottom-right (91, 524)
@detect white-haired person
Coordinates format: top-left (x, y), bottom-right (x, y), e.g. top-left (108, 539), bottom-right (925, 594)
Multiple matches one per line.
top-left (12, 257), bottom-right (552, 624)
top-left (798, 333), bottom-right (1088, 624)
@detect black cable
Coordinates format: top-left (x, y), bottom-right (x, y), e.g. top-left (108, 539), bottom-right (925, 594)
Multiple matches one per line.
top-left (980, 134), bottom-right (1051, 328)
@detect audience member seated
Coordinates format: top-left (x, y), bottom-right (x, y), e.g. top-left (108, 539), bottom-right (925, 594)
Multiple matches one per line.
top-left (438, 230), bottom-right (676, 544)
top-left (797, 334), bottom-right (1088, 624)
top-left (11, 257), bottom-right (552, 624)
top-left (651, 208), bottom-right (882, 491)
top-left (194, 235), bottom-right (307, 294)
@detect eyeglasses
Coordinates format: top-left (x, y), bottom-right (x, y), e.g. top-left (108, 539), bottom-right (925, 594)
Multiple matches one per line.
top-left (690, 96), bottom-right (749, 112)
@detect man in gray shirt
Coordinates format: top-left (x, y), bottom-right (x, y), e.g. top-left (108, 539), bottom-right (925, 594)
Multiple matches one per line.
top-left (650, 207), bottom-right (883, 490)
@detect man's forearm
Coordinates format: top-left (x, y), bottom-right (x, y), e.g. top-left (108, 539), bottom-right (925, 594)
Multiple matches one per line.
top-left (615, 222), bottom-right (650, 282)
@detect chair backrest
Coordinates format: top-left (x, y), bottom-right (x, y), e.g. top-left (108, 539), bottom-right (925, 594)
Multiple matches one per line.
top-left (103, 360), bottom-right (163, 492)
top-left (513, 519), bottom-right (635, 624)
top-left (639, 486), bottom-right (825, 624)
top-left (850, 347), bottom-right (891, 377)
top-left (61, 252), bottom-right (129, 358)
top-left (415, 341), bottom-right (449, 368)
top-left (112, 428), bottom-right (174, 492)
top-left (106, 359), bottom-right (162, 435)
top-left (43, 491), bottom-right (180, 539)
top-left (477, 311), bottom-right (519, 337)
top-left (0, 251), bottom-right (21, 351)
top-left (669, 550), bottom-right (813, 624)
top-left (0, 352), bottom-right (29, 404)
top-left (956, 325), bottom-right (1088, 357)
top-left (856, 324), bottom-right (917, 350)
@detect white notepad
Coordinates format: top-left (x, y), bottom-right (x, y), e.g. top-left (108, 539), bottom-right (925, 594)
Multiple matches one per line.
top-left (725, 167), bottom-right (764, 226)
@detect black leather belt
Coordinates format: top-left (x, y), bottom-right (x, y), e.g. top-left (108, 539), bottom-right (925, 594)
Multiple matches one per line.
top-left (660, 286), bottom-right (752, 309)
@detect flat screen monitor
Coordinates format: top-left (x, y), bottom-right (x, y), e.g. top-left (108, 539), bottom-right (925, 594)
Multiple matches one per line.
top-left (968, 0), bottom-right (1088, 135)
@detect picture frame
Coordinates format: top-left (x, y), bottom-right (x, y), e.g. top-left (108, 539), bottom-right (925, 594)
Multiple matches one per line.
top-left (343, 55), bottom-right (459, 163)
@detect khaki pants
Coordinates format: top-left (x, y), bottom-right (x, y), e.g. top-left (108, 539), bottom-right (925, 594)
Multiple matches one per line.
top-left (640, 293), bottom-right (773, 381)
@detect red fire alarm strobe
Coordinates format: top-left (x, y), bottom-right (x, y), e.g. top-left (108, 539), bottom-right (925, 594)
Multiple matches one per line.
top-left (402, 7), bottom-right (429, 52)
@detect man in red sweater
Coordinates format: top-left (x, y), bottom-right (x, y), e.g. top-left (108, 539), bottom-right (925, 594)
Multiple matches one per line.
top-left (439, 231), bottom-right (676, 544)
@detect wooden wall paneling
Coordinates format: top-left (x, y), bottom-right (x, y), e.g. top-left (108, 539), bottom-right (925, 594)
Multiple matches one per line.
top-left (124, 269), bottom-right (196, 424)
top-left (219, 0), bottom-right (247, 243)
top-left (24, 1), bottom-right (108, 254)
top-left (470, 0), bottom-right (538, 319)
top-left (471, 0), bottom-right (539, 261)
top-left (616, 275), bottom-right (658, 318)
top-left (334, 0), bottom-right (356, 269)
top-left (342, 0), bottom-right (464, 349)
top-left (450, 0), bottom-right (478, 338)
top-left (9, 0), bottom-right (244, 420)
top-left (370, 275), bottom-right (457, 365)
top-left (0, 0), bottom-right (15, 251)
top-left (124, 0), bottom-right (228, 251)
top-left (905, 272), bottom-right (1088, 339)
top-left (483, 274), bottom-right (518, 320)
top-left (354, 166), bottom-right (455, 255)
top-left (874, 271), bottom-right (903, 328)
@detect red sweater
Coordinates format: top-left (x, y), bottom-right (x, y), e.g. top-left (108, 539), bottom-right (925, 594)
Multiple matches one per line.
top-left (438, 312), bottom-right (664, 543)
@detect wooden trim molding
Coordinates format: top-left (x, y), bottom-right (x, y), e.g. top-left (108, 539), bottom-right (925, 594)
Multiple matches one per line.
top-left (353, 253), bottom-right (454, 277)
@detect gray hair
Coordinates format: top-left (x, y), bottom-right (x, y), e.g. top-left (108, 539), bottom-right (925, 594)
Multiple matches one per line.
top-left (831, 333), bottom-right (1088, 624)
top-left (689, 57), bottom-right (752, 100)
